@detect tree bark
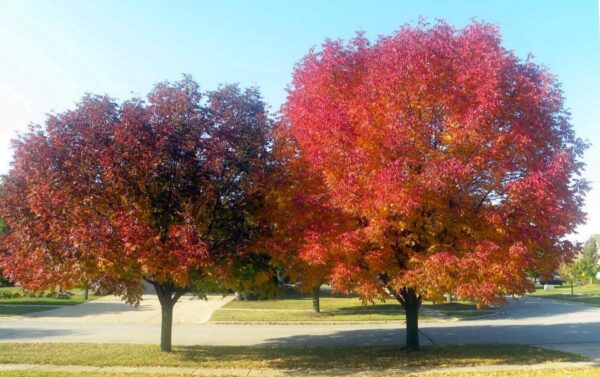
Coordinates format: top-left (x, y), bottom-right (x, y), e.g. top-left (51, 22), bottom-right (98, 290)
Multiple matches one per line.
top-left (398, 287), bottom-right (421, 351)
top-left (312, 284), bottom-right (321, 313)
top-left (160, 301), bottom-right (174, 352)
top-left (153, 282), bottom-right (185, 352)
top-left (571, 281), bottom-right (574, 296)
top-left (83, 285), bottom-right (89, 301)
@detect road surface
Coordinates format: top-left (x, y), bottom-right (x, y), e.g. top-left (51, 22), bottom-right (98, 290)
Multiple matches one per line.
top-left (1, 294), bottom-right (599, 360)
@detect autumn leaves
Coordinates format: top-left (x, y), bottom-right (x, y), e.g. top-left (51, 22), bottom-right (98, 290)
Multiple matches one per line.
top-left (0, 21), bottom-right (588, 351)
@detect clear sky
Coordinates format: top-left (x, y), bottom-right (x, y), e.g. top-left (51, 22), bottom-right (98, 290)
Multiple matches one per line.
top-left (1, 0), bottom-right (599, 241)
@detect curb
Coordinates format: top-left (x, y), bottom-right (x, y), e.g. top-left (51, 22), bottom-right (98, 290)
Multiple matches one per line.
top-left (210, 320), bottom-right (404, 325)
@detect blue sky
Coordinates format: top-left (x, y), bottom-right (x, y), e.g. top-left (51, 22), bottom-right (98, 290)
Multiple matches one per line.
top-left (0, 0), bottom-right (599, 240)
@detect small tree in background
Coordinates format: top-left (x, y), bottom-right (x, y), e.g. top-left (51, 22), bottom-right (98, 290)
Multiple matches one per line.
top-left (0, 77), bottom-right (274, 351)
top-left (0, 178), bottom-right (11, 287)
top-left (558, 263), bottom-right (576, 295)
top-left (574, 238), bottom-right (598, 284)
top-left (265, 131), bottom-right (355, 312)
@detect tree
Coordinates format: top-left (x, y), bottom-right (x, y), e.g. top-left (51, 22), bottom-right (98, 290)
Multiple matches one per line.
top-left (283, 21), bottom-right (588, 350)
top-left (574, 238), bottom-right (598, 284)
top-left (558, 263), bottom-right (576, 295)
top-left (0, 178), bottom-right (6, 235)
top-left (0, 77), bottom-right (273, 351)
top-left (0, 177), bottom-right (11, 286)
top-left (265, 131), bottom-right (355, 312)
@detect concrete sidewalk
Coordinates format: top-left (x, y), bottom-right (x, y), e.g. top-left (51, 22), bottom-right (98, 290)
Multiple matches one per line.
top-left (0, 361), bottom-right (597, 376)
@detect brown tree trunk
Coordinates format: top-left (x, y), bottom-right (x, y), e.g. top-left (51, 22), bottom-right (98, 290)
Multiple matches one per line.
top-left (153, 282), bottom-right (185, 352)
top-left (83, 285), bottom-right (89, 300)
top-left (571, 281), bottom-right (574, 296)
top-left (398, 287), bottom-right (421, 351)
top-left (312, 284), bottom-right (321, 313)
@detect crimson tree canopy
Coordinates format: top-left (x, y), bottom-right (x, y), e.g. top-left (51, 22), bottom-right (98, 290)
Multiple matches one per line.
top-left (282, 21), bottom-right (587, 349)
top-left (0, 77), bottom-right (273, 350)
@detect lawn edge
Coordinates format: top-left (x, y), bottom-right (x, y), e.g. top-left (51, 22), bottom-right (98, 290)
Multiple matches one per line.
top-left (0, 361), bottom-right (597, 376)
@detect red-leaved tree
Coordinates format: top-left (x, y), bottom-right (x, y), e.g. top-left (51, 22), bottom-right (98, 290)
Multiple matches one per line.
top-left (266, 131), bottom-right (355, 312)
top-left (283, 21), bottom-right (588, 349)
top-left (0, 77), bottom-right (273, 351)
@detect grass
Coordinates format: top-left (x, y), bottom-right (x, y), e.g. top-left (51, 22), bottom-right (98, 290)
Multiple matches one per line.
top-left (211, 289), bottom-right (494, 322)
top-left (2, 370), bottom-right (600, 377)
top-left (0, 305), bottom-right (60, 316)
top-left (0, 287), bottom-right (99, 316)
top-left (410, 369), bottom-right (600, 377)
top-left (529, 284), bottom-right (600, 306)
top-left (0, 374), bottom-right (221, 377)
top-left (0, 343), bottom-right (584, 370)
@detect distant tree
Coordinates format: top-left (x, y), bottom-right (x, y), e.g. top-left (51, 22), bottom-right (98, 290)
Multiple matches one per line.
top-left (265, 131), bottom-right (355, 312)
top-left (558, 263), bottom-right (576, 295)
top-left (0, 77), bottom-right (274, 351)
top-left (574, 238), bottom-right (598, 284)
top-left (0, 178), bottom-right (5, 234)
top-left (283, 21), bottom-right (588, 350)
top-left (0, 178), bottom-right (10, 286)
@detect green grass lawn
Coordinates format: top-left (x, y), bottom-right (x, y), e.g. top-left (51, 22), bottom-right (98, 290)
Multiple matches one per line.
top-left (211, 289), bottom-right (495, 322)
top-left (2, 369), bottom-right (600, 377)
top-left (0, 287), bottom-right (99, 316)
top-left (0, 305), bottom-right (62, 316)
top-left (529, 284), bottom-right (600, 306)
top-left (0, 343), bottom-right (584, 370)
top-left (426, 302), bottom-right (497, 318)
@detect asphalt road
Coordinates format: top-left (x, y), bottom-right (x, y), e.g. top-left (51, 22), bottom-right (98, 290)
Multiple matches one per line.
top-left (1, 295), bottom-right (600, 360)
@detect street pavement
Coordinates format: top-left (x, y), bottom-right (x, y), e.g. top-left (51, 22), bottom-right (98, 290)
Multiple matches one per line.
top-left (1, 294), bottom-right (600, 360)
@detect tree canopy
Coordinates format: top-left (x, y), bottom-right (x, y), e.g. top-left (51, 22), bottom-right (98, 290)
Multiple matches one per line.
top-left (282, 21), bottom-right (588, 349)
top-left (0, 77), bottom-right (274, 351)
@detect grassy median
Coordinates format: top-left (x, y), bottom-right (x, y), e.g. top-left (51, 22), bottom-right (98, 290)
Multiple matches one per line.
top-left (2, 369), bottom-right (600, 377)
top-left (0, 343), bottom-right (585, 370)
top-left (210, 289), bottom-right (495, 323)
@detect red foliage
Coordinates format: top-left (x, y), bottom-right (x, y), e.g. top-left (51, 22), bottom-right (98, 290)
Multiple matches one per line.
top-left (0, 77), bottom-right (273, 305)
top-left (283, 21), bottom-right (588, 308)
top-left (265, 129), bottom-right (356, 293)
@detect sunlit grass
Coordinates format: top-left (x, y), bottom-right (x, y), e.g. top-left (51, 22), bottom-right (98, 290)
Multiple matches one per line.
top-left (0, 287), bottom-right (100, 316)
top-left (212, 289), bottom-right (494, 322)
top-left (530, 284), bottom-right (600, 306)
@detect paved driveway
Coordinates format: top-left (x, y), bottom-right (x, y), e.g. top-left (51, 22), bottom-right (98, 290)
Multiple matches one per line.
top-left (1, 295), bottom-right (600, 360)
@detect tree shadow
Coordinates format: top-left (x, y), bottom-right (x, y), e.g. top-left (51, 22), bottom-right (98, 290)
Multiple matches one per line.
top-left (0, 328), bottom-right (77, 340)
top-left (487, 296), bottom-right (600, 320)
top-left (173, 341), bottom-right (583, 371)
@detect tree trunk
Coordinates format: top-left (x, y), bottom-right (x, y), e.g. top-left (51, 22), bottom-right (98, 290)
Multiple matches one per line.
top-left (160, 301), bottom-right (174, 352)
top-left (312, 284), bottom-right (321, 313)
top-left (83, 286), bottom-right (89, 301)
top-left (571, 281), bottom-right (574, 296)
top-left (153, 282), bottom-right (185, 352)
top-left (398, 287), bottom-right (422, 351)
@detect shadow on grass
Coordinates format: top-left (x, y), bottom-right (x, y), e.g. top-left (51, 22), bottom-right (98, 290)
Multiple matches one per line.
top-left (175, 344), bottom-right (584, 369)
top-left (0, 342), bottom-right (585, 370)
top-left (331, 304), bottom-right (403, 316)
